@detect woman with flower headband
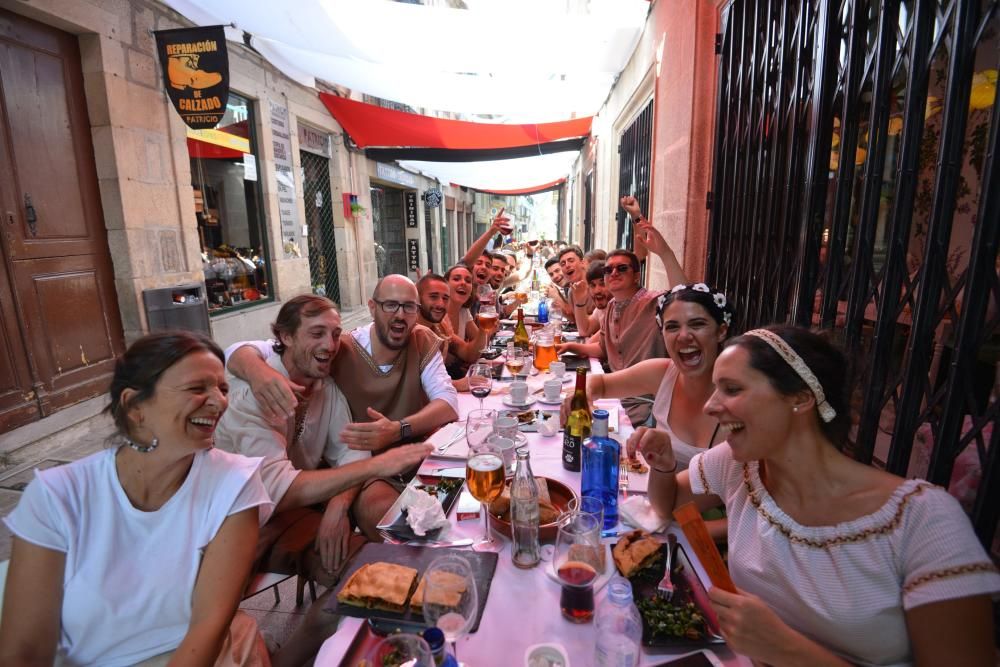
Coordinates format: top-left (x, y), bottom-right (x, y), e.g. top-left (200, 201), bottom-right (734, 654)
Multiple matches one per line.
top-left (637, 325), bottom-right (999, 666)
top-left (567, 281), bottom-right (734, 462)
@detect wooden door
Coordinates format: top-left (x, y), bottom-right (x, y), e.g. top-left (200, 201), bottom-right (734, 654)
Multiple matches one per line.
top-left (0, 9), bottom-right (125, 433)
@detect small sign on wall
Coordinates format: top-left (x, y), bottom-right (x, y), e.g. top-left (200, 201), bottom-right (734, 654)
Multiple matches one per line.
top-left (407, 239), bottom-right (420, 272)
top-left (405, 191), bottom-right (418, 228)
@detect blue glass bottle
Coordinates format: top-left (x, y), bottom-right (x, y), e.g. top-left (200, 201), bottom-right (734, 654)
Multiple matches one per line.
top-left (581, 409), bottom-right (619, 533)
top-left (537, 297), bottom-right (549, 324)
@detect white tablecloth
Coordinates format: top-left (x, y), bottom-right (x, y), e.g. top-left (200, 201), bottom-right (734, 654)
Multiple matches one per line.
top-left (316, 359), bottom-right (749, 666)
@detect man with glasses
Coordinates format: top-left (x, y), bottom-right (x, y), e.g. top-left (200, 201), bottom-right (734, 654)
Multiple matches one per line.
top-left (557, 249), bottom-right (665, 425)
top-left (226, 274), bottom-right (458, 540)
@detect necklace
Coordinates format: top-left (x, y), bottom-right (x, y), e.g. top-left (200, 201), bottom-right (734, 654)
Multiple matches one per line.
top-left (292, 394), bottom-right (312, 447)
top-left (126, 437), bottom-right (159, 453)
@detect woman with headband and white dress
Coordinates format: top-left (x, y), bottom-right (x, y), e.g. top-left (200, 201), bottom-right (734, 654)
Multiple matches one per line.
top-left (632, 325), bottom-right (999, 666)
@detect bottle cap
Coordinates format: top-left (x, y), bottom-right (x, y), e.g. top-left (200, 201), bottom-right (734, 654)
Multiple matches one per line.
top-left (593, 409), bottom-right (609, 420)
top-left (422, 627), bottom-right (445, 653)
top-left (606, 577), bottom-right (634, 605)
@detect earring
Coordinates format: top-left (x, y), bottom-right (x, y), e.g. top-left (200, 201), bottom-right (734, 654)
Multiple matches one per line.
top-left (792, 406), bottom-right (799, 413)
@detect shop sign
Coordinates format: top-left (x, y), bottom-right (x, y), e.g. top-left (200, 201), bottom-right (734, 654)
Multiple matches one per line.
top-left (405, 191), bottom-right (418, 228)
top-left (407, 239), bottom-right (420, 272)
top-left (298, 123), bottom-right (331, 157)
top-left (270, 99), bottom-right (301, 258)
top-left (154, 26), bottom-right (230, 130)
top-left (376, 162), bottom-right (418, 188)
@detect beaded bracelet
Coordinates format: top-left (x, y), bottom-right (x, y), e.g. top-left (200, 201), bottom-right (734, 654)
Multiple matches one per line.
top-left (650, 461), bottom-right (678, 474)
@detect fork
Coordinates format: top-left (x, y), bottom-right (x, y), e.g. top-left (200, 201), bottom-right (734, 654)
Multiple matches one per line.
top-left (657, 533), bottom-right (676, 600)
top-left (618, 462), bottom-right (629, 499)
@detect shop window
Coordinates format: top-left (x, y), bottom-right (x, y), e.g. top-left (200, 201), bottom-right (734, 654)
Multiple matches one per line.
top-left (188, 91), bottom-right (271, 313)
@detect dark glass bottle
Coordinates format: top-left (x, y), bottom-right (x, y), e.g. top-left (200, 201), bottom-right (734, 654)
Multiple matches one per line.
top-left (562, 367), bottom-right (591, 471)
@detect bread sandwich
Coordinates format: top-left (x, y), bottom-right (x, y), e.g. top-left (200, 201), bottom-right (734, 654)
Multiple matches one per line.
top-left (613, 529), bottom-right (663, 578)
top-left (336, 562), bottom-right (419, 612)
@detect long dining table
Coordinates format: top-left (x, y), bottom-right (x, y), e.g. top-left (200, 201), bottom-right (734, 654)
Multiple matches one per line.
top-left (315, 356), bottom-right (751, 666)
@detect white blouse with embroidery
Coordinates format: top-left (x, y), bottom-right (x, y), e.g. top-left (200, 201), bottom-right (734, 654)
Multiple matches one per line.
top-left (689, 443), bottom-right (1000, 667)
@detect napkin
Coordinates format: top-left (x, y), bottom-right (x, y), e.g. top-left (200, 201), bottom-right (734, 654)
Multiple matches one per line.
top-left (398, 486), bottom-right (450, 537)
top-left (426, 422), bottom-right (468, 459)
top-left (619, 495), bottom-right (670, 533)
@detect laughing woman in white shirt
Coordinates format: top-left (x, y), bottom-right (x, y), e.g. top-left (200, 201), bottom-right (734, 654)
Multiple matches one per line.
top-left (0, 332), bottom-right (273, 667)
top-left (632, 325), bottom-right (999, 667)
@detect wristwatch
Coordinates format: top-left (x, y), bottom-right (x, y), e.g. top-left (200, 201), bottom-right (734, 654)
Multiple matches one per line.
top-left (399, 420), bottom-right (412, 441)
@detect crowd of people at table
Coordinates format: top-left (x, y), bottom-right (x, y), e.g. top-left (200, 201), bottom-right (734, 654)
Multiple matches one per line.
top-left (1, 197), bottom-right (997, 667)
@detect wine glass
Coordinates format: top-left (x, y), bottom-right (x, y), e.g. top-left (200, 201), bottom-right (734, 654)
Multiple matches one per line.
top-left (467, 363), bottom-right (493, 410)
top-left (476, 303), bottom-right (499, 353)
top-left (504, 346), bottom-right (526, 379)
top-left (364, 633), bottom-right (433, 667)
top-left (422, 554), bottom-right (479, 662)
top-left (554, 510), bottom-right (603, 623)
top-left (466, 438), bottom-right (505, 553)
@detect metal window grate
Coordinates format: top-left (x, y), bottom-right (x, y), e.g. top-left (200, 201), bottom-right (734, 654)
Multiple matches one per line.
top-left (301, 151), bottom-right (340, 305)
top-left (616, 100), bottom-right (654, 251)
top-left (709, 0), bottom-right (999, 548)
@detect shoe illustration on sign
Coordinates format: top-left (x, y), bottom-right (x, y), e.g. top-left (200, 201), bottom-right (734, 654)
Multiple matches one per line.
top-left (167, 54), bottom-right (223, 91)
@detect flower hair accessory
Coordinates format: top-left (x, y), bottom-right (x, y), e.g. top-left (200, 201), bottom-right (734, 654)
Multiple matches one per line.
top-left (745, 329), bottom-right (837, 423)
top-left (657, 284), bottom-right (733, 328)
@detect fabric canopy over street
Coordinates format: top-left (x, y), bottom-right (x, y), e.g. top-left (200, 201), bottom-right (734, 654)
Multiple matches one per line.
top-left (319, 94), bottom-right (591, 159)
top-left (160, 0), bottom-right (649, 189)
top-left (160, 0), bottom-right (649, 119)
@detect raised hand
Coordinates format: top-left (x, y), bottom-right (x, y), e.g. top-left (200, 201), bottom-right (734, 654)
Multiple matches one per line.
top-left (626, 426), bottom-right (676, 472)
top-left (570, 280), bottom-right (589, 304)
top-left (248, 364), bottom-right (306, 423)
top-left (619, 195), bottom-right (643, 219)
top-left (635, 220), bottom-right (671, 258)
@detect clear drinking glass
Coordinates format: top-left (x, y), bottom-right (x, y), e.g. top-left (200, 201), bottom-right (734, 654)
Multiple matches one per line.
top-left (364, 633), bottom-right (433, 667)
top-left (422, 554), bottom-right (479, 662)
top-left (467, 363), bottom-right (494, 410)
top-left (554, 510), bottom-right (603, 623)
top-left (466, 438), bottom-right (505, 553)
top-left (476, 304), bottom-right (499, 353)
top-left (465, 409), bottom-right (496, 451)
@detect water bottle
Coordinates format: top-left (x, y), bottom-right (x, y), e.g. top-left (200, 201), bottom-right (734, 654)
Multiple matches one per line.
top-left (581, 410), bottom-right (620, 532)
top-left (594, 577), bottom-right (642, 667)
top-left (537, 297), bottom-right (549, 324)
top-left (510, 450), bottom-right (541, 568)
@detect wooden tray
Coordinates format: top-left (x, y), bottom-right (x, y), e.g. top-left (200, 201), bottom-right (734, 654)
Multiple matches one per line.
top-left (325, 543), bottom-right (498, 633)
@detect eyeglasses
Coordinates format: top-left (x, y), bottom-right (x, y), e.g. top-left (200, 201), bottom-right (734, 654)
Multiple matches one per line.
top-left (603, 264), bottom-right (633, 276)
top-left (373, 299), bottom-right (419, 314)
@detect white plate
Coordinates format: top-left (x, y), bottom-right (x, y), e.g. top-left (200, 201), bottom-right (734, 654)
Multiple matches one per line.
top-left (537, 393), bottom-right (566, 405)
top-left (502, 395), bottom-right (537, 408)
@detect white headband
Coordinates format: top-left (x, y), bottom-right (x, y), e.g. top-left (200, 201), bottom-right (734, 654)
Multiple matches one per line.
top-left (745, 329), bottom-right (837, 423)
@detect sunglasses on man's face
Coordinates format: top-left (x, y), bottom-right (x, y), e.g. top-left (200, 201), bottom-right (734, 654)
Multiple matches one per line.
top-left (603, 264), bottom-right (632, 276)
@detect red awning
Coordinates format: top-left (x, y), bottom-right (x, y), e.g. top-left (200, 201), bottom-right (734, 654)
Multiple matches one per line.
top-left (474, 179), bottom-right (567, 196)
top-left (319, 93), bottom-right (592, 150)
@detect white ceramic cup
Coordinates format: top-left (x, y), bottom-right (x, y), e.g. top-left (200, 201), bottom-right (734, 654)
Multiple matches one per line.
top-left (495, 414), bottom-right (519, 439)
top-left (510, 380), bottom-right (529, 404)
top-left (543, 379), bottom-right (563, 402)
top-left (489, 435), bottom-right (517, 475)
top-left (548, 361), bottom-right (566, 379)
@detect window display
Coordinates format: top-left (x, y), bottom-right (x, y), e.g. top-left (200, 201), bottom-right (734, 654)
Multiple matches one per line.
top-left (188, 91), bottom-right (271, 312)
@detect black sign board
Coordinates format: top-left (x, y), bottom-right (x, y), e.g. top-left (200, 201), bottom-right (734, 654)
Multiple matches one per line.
top-left (405, 191), bottom-right (418, 228)
top-left (407, 239), bottom-right (420, 272)
top-left (154, 26), bottom-right (230, 129)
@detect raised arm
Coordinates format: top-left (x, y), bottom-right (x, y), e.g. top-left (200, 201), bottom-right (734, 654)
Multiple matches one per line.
top-left (461, 209), bottom-right (509, 268)
top-left (0, 538), bottom-right (65, 666)
top-left (620, 195), bottom-right (689, 287)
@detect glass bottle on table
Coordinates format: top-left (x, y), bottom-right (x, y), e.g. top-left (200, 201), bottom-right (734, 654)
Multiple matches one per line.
top-left (513, 307), bottom-right (531, 352)
top-left (563, 367), bottom-right (591, 471)
top-left (510, 450), bottom-right (540, 569)
top-left (594, 577), bottom-right (642, 666)
top-left (582, 409), bottom-right (620, 533)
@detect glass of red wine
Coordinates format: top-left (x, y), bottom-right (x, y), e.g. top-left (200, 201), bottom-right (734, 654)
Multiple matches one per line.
top-left (467, 362), bottom-right (494, 410)
top-left (554, 510), bottom-right (603, 623)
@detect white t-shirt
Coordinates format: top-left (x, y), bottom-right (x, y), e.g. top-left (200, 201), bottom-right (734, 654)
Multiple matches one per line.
top-left (3, 448), bottom-right (272, 667)
top-left (214, 354), bottom-right (368, 506)
top-left (689, 444), bottom-right (1000, 666)
top-left (225, 326), bottom-right (458, 413)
